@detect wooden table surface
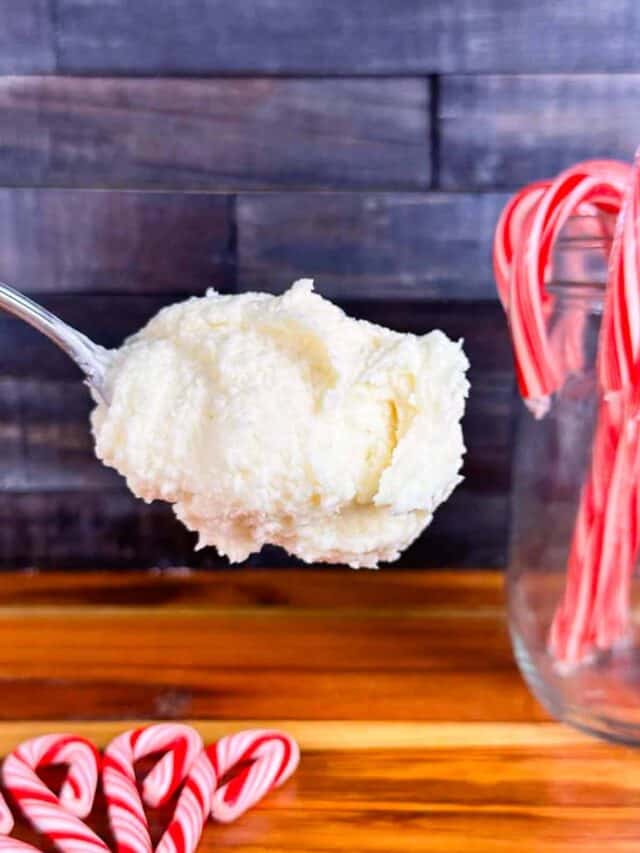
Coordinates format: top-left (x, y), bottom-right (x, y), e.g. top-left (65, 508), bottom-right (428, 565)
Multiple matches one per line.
top-left (0, 569), bottom-right (638, 852)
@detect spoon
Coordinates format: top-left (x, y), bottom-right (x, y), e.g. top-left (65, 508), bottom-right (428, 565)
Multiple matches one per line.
top-left (0, 281), bottom-right (112, 403)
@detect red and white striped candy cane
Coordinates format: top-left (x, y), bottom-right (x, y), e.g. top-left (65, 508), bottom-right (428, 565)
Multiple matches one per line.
top-left (493, 179), bottom-right (550, 307)
top-left (151, 751), bottom-right (216, 853)
top-left (498, 154), bottom-right (640, 664)
top-left (553, 155), bottom-right (640, 662)
top-left (0, 791), bottom-right (14, 836)
top-left (103, 723), bottom-right (213, 853)
top-left (589, 153), bottom-right (640, 650)
top-left (0, 839), bottom-right (40, 852)
top-left (2, 734), bottom-right (107, 853)
top-left (494, 160), bottom-right (629, 415)
top-left (548, 393), bottom-right (625, 662)
top-left (138, 725), bottom-right (203, 809)
top-left (207, 730), bottom-right (300, 824)
top-left (599, 154), bottom-right (640, 392)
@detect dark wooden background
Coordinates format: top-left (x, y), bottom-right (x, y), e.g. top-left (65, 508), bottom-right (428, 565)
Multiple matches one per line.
top-left (0, 0), bottom-right (637, 570)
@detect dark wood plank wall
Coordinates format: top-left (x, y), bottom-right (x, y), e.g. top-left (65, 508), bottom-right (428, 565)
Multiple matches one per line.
top-left (1, 0), bottom-right (637, 570)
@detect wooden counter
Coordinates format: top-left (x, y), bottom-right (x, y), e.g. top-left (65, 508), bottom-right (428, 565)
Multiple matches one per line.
top-left (0, 570), bottom-right (636, 852)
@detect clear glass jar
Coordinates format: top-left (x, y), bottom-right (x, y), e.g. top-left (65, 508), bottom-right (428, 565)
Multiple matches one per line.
top-left (507, 213), bottom-right (640, 744)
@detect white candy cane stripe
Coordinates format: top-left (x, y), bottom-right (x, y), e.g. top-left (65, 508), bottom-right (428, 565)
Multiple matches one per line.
top-left (0, 838), bottom-right (40, 852)
top-left (207, 730), bottom-right (300, 824)
top-left (104, 723), bottom-right (205, 853)
top-left (2, 734), bottom-right (107, 853)
top-left (0, 791), bottom-right (14, 835)
top-left (153, 751), bottom-right (216, 853)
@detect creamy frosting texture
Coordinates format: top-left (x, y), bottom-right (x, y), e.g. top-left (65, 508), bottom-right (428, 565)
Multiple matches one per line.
top-left (91, 280), bottom-right (469, 567)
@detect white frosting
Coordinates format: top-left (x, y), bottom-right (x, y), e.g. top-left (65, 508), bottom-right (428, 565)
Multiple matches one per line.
top-left (91, 280), bottom-right (469, 567)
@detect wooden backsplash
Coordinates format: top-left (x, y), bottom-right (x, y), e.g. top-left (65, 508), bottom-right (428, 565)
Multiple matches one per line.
top-left (0, 0), bottom-right (636, 570)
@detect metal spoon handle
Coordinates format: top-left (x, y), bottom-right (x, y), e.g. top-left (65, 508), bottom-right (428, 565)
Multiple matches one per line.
top-left (0, 281), bottom-right (111, 397)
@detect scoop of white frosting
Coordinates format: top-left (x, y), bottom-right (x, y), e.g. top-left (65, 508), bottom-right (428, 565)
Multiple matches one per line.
top-left (91, 280), bottom-right (469, 567)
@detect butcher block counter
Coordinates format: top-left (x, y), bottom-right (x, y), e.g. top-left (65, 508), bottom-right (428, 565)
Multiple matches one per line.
top-left (0, 569), bottom-right (636, 852)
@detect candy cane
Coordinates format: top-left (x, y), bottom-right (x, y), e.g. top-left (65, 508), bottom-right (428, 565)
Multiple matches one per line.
top-left (0, 792), bottom-right (14, 836)
top-left (589, 157), bottom-right (640, 650)
top-left (499, 162), bottom-right (629, 413)
top-left (152, 751), bottom-right (216, 853)
top-left (600, 157), bottom-right (640, 392)
top-left (495, 166), bottom-right (626, 355)
top-left (103, 723), bottom-right (213, 853)
top-left (2, 734), bottom-right (108, 853)
top-left (207, 730), bottom-right (300, 824)
top-left (549, 394), bottom-right (625, 662)
top-left (556, 158), bottom-right (640, 662)
top-left (497, 154), bottom-right (640, 664)
top-left (493, 179), bottom-right (550, 307)
top-left (0, 839), bottom-right (41, 852)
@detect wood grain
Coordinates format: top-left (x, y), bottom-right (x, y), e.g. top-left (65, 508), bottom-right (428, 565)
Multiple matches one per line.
top-left (0, 720), bottom-right (587, 752)
top-left (0, 77), bottom-right (429, 190)
top-left (0, 570), bottom-right (635, 851)
top-left (0, 489), bottom-right (199, 570)
top-left (0, 294), bottom-right (172, 380)
top-left (8, 728), bottom-right (640, 852)
top-left (6, 722), bottom-right (639, 851)
top-left (0, 568), bottom-right (505, 609)
top-left (0, 570), bottom-right (539, 722)
top-left (1, 0), bottom-right (638, 843)
top-left (237, 192), bottom-right (507, 301)
top-left (52, 0), bottom-right (640, 74)
top-left (0, 486), bottom-right (509, 570)
top-left (405, 492), bottom-right (507, 570)
top-left (0, 188), bottom-right (508, 299)
top-left (0, 379), bottom-right (116, 490)
top-left (0, 0), bottom-right (55, 74)
top-left (0, 298), bottom-right (512, 385)
top-left (0, 189), bottom-right (234, 293)
top-left (462, 371), bottom-right (515, 494)
top-left (440, 75), bottom-right (640, 190)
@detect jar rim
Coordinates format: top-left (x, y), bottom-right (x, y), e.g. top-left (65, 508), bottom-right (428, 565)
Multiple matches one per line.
top-left (546, 280), bottom-right (606, 297)
top-left (550, 214), bottom-right (611, 295)
top-left (554, 213), bottom-right (615, 249)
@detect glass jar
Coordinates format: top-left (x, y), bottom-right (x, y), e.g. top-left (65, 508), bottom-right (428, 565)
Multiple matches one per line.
top-left (507, 213), bottom-right (640, 743)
